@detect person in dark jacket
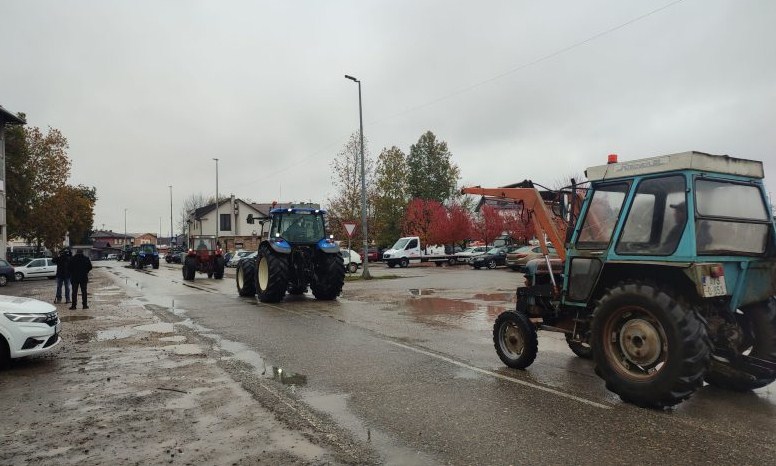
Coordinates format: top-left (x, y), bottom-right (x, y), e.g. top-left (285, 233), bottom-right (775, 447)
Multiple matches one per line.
top-left (53, 248), bottom-right (72, 304)
top-left (68, 249), bottom-right (92, 310)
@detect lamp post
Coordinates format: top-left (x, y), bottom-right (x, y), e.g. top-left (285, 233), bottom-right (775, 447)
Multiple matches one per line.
top-left (169, 185), bottom-right (174, 248)
top-left (344, 74), bottom-right (371, 279)
top-left (213, 157), bottom-right (219, 246)
top-left (124, 208), bottom-right (128, 243)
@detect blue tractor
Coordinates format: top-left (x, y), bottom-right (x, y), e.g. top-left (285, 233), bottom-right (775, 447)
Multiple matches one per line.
top-left (464, 151), bottom-right (776, 408)
top-left (236, 207), bottom-right (345, 302)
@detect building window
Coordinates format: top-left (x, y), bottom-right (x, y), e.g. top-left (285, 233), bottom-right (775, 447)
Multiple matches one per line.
top-left (220, 213), bottom-right (231, 232)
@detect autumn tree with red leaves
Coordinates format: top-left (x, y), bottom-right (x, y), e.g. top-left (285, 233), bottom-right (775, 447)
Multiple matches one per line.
top-left (471, 205), bottom-right (505, 246)
top-left (402, 198), bottom-right (446, 247)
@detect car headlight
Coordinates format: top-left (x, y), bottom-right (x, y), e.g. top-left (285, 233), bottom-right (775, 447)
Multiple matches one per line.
top-left (4, 312), bottom-right (52, 323)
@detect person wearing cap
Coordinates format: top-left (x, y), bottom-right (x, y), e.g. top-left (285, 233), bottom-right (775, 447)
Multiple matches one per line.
top-left (663, 201), bottom-right (687, 250)
top-left (52, 248), bottom-right (71, 304)
top-left (68, 249), bottom-right (93, 310)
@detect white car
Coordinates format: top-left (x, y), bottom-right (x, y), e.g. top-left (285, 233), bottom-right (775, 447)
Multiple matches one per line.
top-left (14, 257), bottom-right (57, 281)
top-left (0, 295), bottom-right (61, 368)
top-left (340, 249), bottom-right (362, 273)
top-left (227, 250), bottom-right (252, 268)
top-left (454, 246), bottom-right (488, 264)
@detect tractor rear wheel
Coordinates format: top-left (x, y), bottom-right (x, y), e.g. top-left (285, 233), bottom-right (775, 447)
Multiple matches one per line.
top-left (256, 245), bottom-right (289, 303)
top-left (214, 256), bottom-right (225, 279)
top-left (705, 297), bottom-right (776, 391)
top-left (236, 258), bottom-right (256, 297)
top-left (311, 252), bottom-right (345, 300)
top-left (153, 259), bottom-right (159, 269)
top-left (591, 282), bottom-right (710, 409)
top-left (493, 311), bottom-right (538, 369)
top-left (182, 256), bottom-right (197, 281)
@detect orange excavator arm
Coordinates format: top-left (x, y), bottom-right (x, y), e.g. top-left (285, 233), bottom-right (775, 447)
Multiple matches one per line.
top-left (461, 187), bottom-right (568, 262)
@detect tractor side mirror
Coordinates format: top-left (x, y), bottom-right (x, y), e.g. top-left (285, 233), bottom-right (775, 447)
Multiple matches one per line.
top-left (246, 214), bottom-right (255, 224)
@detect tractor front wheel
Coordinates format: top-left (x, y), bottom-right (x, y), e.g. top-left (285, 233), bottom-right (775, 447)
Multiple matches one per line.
top-left (182, 256), bottom-right (197, 281)
top-left (705, 297), bottom-right (776, 391)
top-left (493, 311), bottom-right (538, 369)
top-left (236, 258), bottom-right (257, 297)
top-left (591, 282), bottom-right (710, 408)
top-left (311, 252), bottom-right (345, 301)
top-left (214, 256), bottom-right (225, 279)
top-left (256, 245), bottom-right (289, 303)
top-left (565, 333), bottom-right (593, 359)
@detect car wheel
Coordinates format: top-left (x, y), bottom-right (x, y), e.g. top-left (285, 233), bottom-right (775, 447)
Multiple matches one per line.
top-left (0, 337), bottom-right (10, 370)
top-left (348, 262), bottom-right (358, 273)
top-left (0, 275), bottom-right (7, 287)
top-left (14, 272), bottom-right (23, 281)
top-left (487, 259), bottom-right (497, 269)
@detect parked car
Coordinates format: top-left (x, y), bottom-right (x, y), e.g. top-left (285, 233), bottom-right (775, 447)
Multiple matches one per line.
top-left (106, 253), bottom-right (118, 260)
top-left (341, 249), bottom-right (362, 273)
top-left (0, 295), bottom-right (61, 369)
top-left (469, 246), bottom-right (518, 269)
top-left (13, 258), bottom-right (57, 281)
top-left (0, 259), bottom-right (16, 287)
top-left (227, 250), bottom-right (252, 268)
top-left (505, 245), bottom-right (558, 271)
top-left (360, 248), bottom-right (381, 263)
top-left (454, 246), bottom-right (488, 264)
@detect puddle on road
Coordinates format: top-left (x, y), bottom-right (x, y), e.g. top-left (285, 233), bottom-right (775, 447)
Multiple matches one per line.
top-left (133, 322), bottom-right (175, 333)
top-left (406, 297), bottom-right (477, 314)
top-left (60, 315), bottom-right (94, 322)
top-left (213, 338), bottom-right (307, 387)
top-left (97, 328), bottom-right (136, 340)
top-left (303, 391), bottom-right (437, 466)
top-left (472, 292), bottom-right (514, 302)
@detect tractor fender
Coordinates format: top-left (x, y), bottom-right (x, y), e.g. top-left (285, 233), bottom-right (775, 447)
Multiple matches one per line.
top-left (316, 238), bottom-right (340, 254)
top-left (264, 239), bottom-right (292, 254)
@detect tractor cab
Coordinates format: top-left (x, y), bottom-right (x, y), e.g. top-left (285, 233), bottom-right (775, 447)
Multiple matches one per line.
top-left (269, 208), bottom-right (327, 245)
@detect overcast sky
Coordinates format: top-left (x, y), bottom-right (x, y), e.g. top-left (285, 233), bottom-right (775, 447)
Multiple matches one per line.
top-left (2, 0), bottom-right (775, 235)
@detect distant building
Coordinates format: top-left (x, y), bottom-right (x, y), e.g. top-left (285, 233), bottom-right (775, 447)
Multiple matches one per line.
top-left (0, 105), bottom-right (25, 261)
top-left (184, 195), bottom-right (320, 252)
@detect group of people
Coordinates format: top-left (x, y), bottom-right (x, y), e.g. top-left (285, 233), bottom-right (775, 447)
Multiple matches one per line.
top-left (52, 248), bottom-right (93, 310)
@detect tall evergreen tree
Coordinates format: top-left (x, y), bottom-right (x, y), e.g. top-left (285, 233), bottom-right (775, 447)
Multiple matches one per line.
top-left (406, 131), bottom-right (460, 203)
top-left (373, 146), bottom-right (408, 247)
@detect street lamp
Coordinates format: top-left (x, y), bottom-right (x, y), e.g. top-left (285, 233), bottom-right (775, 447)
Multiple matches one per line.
top-left (213, 158), bottom-right (219, 246)
top-left (169, 185), bottom-right (174, 248)
top-left (344, 74), bottom-right (371, 279)
top-left (124, 208), bottom-right (128, 243)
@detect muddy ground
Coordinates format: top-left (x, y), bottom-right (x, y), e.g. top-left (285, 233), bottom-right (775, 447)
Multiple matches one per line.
top-left (0, 268), bottom-right (377, 465)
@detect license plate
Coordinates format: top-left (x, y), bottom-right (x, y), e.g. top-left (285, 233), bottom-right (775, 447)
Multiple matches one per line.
top-left (701, 275), bottom-right (727, 297)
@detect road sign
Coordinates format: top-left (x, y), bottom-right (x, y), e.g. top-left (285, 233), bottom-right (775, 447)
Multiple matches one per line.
top-left (343, 223), bottom-right (357, 237)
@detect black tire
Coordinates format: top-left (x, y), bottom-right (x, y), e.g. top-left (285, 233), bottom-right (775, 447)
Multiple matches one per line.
top-left (183, 256), bottom-right (197, 281)
top-left (487, 259), bottom-right (497, 269)
top-left (348, 262), bottom-right (358, 273)
top-left (705, 297), bottom-right (776, 391)
top-left (153, 259), bottom-right (159, 269)
top-left (448, 257), bottom-right (456, 266)
top-left (236, 258), bottom-right (257, 297)
top-left (493, 311), bottom-right (538, 369)
top-left (591, 282), bottom-right (710, 409)
top-left (213, 256), bottom-right (225, 279)
top-left (387, 261), bottom-right (396, 268)
top-left (0, 337), bottom-right (10, 370)
top-left (14, 272), bottom-right (23, 281)
top-left (434, 261), bottom-right (443, 267)
top-left (399, 258), bottom-right (409, 268)
top-left (136, 259), bottom-right (143, 270)
top-left (565, 333), bottom-right (593, 359)
top-left (256, 245), bottom-right (289, 303)
top-left (310, 252), bottom-right (345, 300)
top-left (0, 275), bottom-right (7, 287)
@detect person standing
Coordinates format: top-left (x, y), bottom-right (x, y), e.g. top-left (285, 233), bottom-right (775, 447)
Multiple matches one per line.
top-left (68, 249), bottom-right (92, 310)
top-left (53, 248), bottom-right (72, 304)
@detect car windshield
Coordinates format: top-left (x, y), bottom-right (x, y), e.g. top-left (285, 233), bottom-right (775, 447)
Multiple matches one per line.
top-left (192, 237), bottom-right (216, 250)
top-left (391, 238), bottom-right (410, 250)
top-left (487, 247), bottom-right (501, 254)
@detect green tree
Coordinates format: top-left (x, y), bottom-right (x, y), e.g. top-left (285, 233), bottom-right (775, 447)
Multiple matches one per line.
top-left (327, 132), bottom-right (375, 247)
top-left (406, 131), bottom-right (460, 203)
top-left (373, 146), bottom-right (409, 247)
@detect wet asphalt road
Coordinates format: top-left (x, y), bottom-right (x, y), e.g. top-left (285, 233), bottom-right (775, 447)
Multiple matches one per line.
top-left (104, 260), bottom-right (776, 465)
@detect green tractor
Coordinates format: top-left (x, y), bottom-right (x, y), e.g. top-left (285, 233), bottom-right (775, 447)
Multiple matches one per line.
top-left (465, 151), bottom-right (776, 409)
top-left (236, 207), bottom-right (345, 302)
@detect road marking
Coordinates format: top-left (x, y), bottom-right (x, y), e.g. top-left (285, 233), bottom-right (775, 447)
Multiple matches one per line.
top-left (385, 340), bottom-right (612, 410)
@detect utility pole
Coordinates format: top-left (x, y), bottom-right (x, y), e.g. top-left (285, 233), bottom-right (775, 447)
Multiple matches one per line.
top-left (344, 74), bottom-right (371, 279)
top-left (213, 158), bottom-right (219, 246)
